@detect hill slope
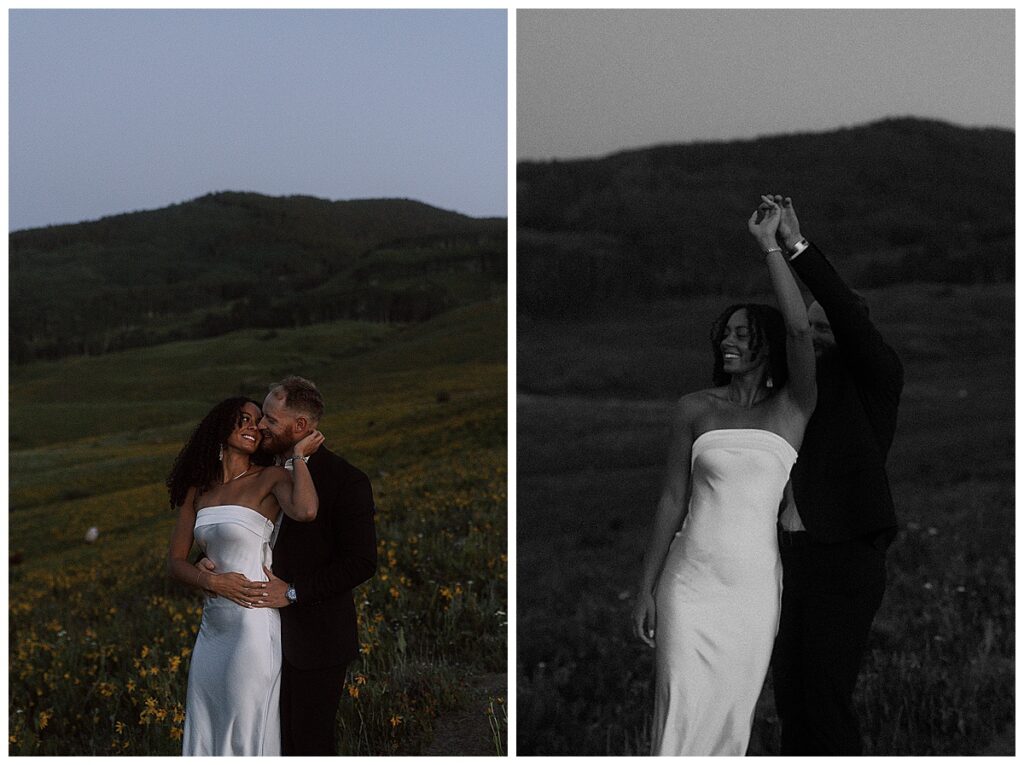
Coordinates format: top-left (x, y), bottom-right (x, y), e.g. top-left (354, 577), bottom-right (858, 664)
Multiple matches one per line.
top-left (518, 118), bottom-right (1013, 316)
top-left (9, 299), bottom-right (508, 755)
top-left (10, 192), bottom-right (506, 361)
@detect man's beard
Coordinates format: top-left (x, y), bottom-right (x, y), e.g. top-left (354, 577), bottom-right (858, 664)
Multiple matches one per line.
top-left (258, 432), bottom-right (293, 456)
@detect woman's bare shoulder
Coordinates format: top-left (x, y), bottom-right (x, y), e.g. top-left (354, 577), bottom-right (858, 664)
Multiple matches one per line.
top-left (257, 465), bottom-right (290, 483)
top-left (669, 389), bottom-right (714, 430)
top-left (676, 387), bottom-right (727, 412)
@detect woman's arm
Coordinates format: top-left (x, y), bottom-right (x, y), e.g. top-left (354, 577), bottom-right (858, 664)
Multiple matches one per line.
top-left (167, 487), bottom-right (206, 588)
top-left (632, 395), bottom-right (698, 647)
top-left (166, 486), bottom-right (268, 608)
top-left (270, 430), bottom-right (324, 522)
top-left (749, 196), bottom-right (817, 416)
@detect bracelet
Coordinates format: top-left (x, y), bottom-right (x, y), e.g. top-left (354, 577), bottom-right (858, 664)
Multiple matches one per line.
top-left (763, 246), bottom-right (783, 258)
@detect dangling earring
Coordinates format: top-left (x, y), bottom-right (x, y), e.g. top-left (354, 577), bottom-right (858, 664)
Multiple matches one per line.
top-left (765, 374), bottom-right (774, 389)
top-left (218, 445), bottom-right (224, 462)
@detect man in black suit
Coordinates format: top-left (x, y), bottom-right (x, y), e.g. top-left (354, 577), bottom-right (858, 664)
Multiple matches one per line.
top-left (199, 375), bottom-right (377, 755)
top-left (769, 197), bottom-right (903, 754)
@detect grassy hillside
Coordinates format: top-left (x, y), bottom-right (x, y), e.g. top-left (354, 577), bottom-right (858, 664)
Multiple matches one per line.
top-left (10, 191), bottom-right (506, 362)
top-left (9, 299), bottom-right (507, 755)
top-left (518, 119), bottom-right (1013, 316)
top-left (516, 283), bottom-right (1013, 755)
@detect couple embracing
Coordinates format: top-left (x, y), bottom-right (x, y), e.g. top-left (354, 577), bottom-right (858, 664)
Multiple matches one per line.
top-left (167, 375), bottom-right (376, 756)
top-left (634, 196), bottom-right (903, 755)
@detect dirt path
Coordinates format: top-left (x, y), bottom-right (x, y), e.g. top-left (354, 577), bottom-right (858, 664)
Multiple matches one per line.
top-left (423, 672), bottom-right (507, 756)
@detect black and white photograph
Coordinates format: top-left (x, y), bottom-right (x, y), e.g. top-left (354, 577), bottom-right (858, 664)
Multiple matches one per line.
top-left (516, 8), bottom-right (1013, 756)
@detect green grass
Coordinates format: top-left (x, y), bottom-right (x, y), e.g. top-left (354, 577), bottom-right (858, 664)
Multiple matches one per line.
top-left (8, 299), bottom-right (507, 756)
top-left (516, 283), bottom-right (1013, 755)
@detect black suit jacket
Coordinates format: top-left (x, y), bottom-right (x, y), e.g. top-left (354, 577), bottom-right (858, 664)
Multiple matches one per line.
top-left (272, 447), bottom-right (377, 669)
top-left (789, 243), bottom-right (904, 545)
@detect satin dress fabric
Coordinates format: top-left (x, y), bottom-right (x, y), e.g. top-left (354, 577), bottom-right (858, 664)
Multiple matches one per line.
top-left (182, 505), bottom-right (282, 756)
top-left (651, 429), bottom-right (797, 756)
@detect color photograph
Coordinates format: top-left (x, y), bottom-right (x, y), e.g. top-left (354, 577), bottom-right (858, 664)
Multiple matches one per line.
top-left (9, 8), bottom-right (507, 756)
top-left (517, 8), bottom-right (1013, 756)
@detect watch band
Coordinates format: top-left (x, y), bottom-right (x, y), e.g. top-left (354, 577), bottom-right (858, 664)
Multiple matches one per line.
top-left (787, 238), bottom-right (810, 260)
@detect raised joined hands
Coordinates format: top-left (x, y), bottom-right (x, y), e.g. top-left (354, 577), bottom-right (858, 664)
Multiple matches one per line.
top-left (772, 195), bottom-right (803, 249)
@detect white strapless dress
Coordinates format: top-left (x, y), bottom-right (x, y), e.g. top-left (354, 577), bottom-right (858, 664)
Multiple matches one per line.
top-left (651, 429), bottom-right (797, 756)
top-left (182, 505), bottom-right (282, 756)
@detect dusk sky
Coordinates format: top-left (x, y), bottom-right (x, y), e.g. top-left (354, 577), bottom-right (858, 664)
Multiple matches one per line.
top-left (9, 9), bottom-right (507, 232)
top-left (518, 9), bottom-right (1014, 161)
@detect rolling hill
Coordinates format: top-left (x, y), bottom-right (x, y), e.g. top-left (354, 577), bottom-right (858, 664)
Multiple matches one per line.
top-left (10, 192), bottom-right (506, 362)
top-left (518, 118), bottom-right (1013, 316)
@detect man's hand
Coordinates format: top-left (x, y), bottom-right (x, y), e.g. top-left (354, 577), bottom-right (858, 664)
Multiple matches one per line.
top-left (252, 565), bottom-right (292, 608)
top-left (195, 557), bottom-right (267, 607)
top-left (773, 195), bottom-right (803, 250)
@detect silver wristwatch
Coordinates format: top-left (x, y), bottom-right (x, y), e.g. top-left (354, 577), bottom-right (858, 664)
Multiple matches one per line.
top-left (286, 584), bottom-right (297, 604)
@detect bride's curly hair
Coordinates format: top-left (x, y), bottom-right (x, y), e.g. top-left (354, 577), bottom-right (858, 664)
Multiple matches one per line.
top-left (166, 397), bottom-right (273, 509)
top-left (710, 303), bottom-right (788, 389)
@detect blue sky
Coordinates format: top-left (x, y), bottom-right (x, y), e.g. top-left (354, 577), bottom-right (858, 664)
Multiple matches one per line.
top-left (9, 9), bottom-right (507, 231)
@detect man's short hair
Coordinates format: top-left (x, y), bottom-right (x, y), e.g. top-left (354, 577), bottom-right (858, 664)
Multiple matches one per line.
top-left (269, 376), bottom-right (324, 423)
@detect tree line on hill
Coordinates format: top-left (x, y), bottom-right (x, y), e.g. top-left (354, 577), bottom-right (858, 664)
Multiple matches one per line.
top-left (518, 118), bottom-right (1013, 317)
top-left (9, 192), bottom-right (506, 362)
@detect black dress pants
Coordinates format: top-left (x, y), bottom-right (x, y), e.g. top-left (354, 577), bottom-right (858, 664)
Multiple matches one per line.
top-left (280, 657), bottom-right (349, 756)
top-left (772, 532), bottom-right (886, 755)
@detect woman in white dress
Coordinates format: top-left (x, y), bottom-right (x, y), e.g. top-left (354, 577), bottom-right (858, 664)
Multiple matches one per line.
top-left (631, 196), bottom-right (817, 755)
top-left (166, 396), bottom-right (323, 756)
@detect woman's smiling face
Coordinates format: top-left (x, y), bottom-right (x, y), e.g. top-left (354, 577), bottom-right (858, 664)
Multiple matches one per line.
top-left (226, 402), bottom-right (263, 453)
top-left (719, 308), bottom-right (767, 376)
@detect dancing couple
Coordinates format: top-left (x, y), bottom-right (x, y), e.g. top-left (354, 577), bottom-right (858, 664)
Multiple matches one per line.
top-left (633, 195), bottom-right (903, 755)
top-left (166, 375), bottom-right (377, 756)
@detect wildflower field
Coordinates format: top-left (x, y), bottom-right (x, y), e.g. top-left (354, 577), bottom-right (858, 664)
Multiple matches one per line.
top-left (9, 300), bottom-right (507, 755)
top-left (517, 283), bottom-right (1014, 755)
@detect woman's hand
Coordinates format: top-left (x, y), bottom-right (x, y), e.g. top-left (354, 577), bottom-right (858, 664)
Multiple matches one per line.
top-left (747, 194), bottom-right (782, 254)
top-left (291, 429), bottom-right (325, 459)
top-left (632, 591), bottom-right (657, 648)
top-left (207, 571), bottom-right (267, 608)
